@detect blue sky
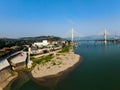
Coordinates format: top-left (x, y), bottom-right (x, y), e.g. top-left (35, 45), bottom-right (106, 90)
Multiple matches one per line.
top-left (0, 0), bottom-right (120, 38)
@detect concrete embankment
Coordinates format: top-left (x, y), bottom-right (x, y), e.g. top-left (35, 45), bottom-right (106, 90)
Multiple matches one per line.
top-left (0, 59), bottom-right (10, 70)
top-left (0, 59), bottom-right (13, 90)
top-left (0, 51), bottom-right (26, 90)
top-left (0, 67), bottom-right (17, 90)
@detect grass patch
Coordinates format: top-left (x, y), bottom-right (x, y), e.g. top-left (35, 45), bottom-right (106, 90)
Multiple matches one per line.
top-left (32, 55), bottom-right (53, 66)
top-left (11, 71), bottom-right (16, 76)
top-left (30, 56), bottom-right (35, 60)
top-left (56, 57), bottom-right (61, 60)
top-left (58, 45), bottom-right (72, 53)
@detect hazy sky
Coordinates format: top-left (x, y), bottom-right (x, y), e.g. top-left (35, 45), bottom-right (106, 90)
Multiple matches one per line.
top-left (0, 0), bottom-right (120, 38)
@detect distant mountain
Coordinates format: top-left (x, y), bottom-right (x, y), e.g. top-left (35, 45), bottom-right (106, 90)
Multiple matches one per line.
top-left (19, 36), bottom-right (61, 41)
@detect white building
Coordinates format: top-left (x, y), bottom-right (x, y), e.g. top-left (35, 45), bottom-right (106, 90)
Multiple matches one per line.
top-left (33, 40), bottom-right (49, 47)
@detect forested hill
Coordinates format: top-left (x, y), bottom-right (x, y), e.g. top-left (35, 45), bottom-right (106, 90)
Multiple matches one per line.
top-left (0, 36), bottom-right (61, 49)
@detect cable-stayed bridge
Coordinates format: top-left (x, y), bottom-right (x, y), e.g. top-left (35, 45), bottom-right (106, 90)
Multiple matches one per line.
top-left (64, 28), bottom-right (120, 44)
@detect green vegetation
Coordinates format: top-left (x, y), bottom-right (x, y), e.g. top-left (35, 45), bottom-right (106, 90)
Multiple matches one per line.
top-left (58, 45), bottom-right (72, 53)
top-left (0, 36), bottom-right (61, 49)
top-left (30, 56), bottom-right (35, 60)
top-left (11, 71), bottom-right (16, 76)
top-left (31, 55), bottom-right (53, 66)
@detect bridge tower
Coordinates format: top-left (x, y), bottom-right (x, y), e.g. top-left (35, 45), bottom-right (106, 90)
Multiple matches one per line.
top-left (71, 28), bottom-right (74, 43)
top-left (104, 29), bottom-right (107, 44)
top-left (71, 28), bottom-right (75, 52)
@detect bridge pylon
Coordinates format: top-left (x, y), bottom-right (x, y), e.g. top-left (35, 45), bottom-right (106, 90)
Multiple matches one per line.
top-left (71, 28), bottom-right (74, 43)
top-left (104, 29), bottom-right (107, 45)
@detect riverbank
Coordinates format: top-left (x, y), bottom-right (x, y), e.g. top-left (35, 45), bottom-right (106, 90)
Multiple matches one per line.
top-left (31, 50), bottom-right (81, 80)
top-left (1, 45), bottom-right (81, 90)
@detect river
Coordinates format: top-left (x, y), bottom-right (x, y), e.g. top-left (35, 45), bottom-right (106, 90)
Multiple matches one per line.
top-left (5, 42), bottom-right (120, 90)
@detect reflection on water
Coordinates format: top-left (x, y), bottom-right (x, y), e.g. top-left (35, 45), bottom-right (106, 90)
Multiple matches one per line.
top-left (5, 41), bottom-right (120, 90)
